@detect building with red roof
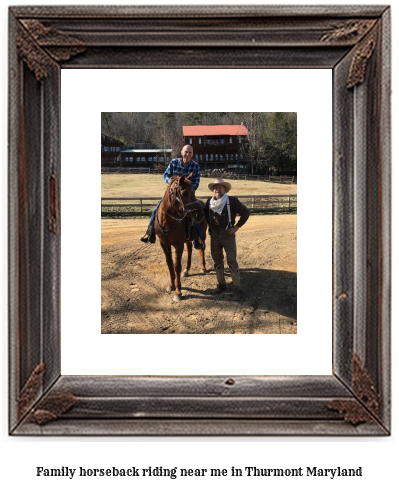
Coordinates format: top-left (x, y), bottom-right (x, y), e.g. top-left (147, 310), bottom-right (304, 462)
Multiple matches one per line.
top-left (182, 124), bottom-right (250, 170)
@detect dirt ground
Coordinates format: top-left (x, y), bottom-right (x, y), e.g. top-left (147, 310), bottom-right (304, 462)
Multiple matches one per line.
top-left (101, 214), bottom-right (297, 334)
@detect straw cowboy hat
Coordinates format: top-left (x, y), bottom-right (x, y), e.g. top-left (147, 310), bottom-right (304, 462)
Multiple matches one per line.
top-left (207, 178), bottom-right (232, 193)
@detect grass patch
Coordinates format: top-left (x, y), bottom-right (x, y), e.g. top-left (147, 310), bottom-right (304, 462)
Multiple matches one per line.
top-left (102, 173), bottom-right (297, 199)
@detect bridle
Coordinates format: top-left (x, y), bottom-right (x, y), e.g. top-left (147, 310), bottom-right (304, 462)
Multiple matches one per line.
top-left (156, 179), bottom-right (204, 238)
top-left (169, 180), bottom-right (203, 216)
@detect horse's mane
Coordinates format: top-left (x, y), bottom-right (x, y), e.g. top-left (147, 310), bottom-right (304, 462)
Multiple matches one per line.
top-left (168, 174), bottom-right (193, 190)
top-left (169, 175), bottom-right (179, 186)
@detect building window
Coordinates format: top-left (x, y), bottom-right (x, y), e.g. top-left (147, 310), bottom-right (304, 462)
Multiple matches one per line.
top-left (129, 157), bottom-right (133, 162)
top-left (199, 138), bottom-right (202, 144)
top-left (189, 138), bottom-right (193, 144)
top-left (221, 138), bottom-right (224, 144)
top-left (210, 154), bottom-right (214, 161)
top-left (104, 146), bottom-right (109, 151)
top-left (195, 154), bottom-right (199, 161)
top-left (215, 154), bottom-right (218, 161)
top-left (206, 154), bottom-right (209, 161)
top-left (160, 157), bottom-right (164, 162)
top-left (229, 137), bottom-right (232, 144)
top-left (235, 154), bottom-right (238, 160)
top-left (200, 154), bottom-right (203, 161)
top-left (220, 154), bottom-right (223, 161)
top-left (153, 157), bottom-right (157, 162)
top-left (116, 147), bottom-right (120, 151)
top-left (125, 157), bottom-right (128, 162)
top-left (226, 154), bottom-right (229, 161)
top-left (238, 137), bottom-right (242, 144)
top-left (148, 157), bottom-right (152, 162)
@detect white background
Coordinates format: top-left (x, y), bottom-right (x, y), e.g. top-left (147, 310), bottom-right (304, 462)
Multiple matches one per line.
top-left (61, 68), bottom-right (332, 376)
top-left (1, 1), bottom-right (398, 492)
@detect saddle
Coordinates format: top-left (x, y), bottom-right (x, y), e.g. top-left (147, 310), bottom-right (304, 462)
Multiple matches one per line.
top-left (185, 218), bottom-right (204, 250)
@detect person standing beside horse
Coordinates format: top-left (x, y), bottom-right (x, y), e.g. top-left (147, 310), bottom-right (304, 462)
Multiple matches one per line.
top-left (204, 178), bottom-right (250, 301)
top-left (140, 144), bottom-right (204, 248)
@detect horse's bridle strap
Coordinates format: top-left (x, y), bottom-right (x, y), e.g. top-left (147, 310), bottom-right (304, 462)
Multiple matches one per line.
top-left (170, 181), bottom-right (203, 212)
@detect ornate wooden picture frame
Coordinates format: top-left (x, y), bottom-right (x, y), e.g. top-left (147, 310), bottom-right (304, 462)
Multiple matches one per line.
top-left (9, 5), bottom-right (391, 435)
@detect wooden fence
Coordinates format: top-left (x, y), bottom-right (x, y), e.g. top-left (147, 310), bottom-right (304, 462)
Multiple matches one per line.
top-left (201, 171), bottom-right (296, 184)
top-left (101, 167), bottom-right (297, 184)
top-left (101, 194), bottom-right (297, 217)
top-left (102, 167), bottom-right (164, 175)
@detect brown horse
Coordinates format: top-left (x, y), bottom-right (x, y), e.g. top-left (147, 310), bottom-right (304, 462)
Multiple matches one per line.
top-left (154, 173), bottom-right (207, 302)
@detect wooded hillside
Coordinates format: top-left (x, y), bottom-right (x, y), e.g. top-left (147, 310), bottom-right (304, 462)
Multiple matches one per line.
top-left (101, 112), bottom-right (297, 174)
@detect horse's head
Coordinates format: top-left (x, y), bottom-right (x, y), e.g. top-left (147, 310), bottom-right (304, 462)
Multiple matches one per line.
top-left (170, 173), bottom-right (204, 222)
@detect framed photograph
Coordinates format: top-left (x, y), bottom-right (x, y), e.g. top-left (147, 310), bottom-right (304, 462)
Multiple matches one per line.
top-left (97, 109), bottom-right (299, 337)
top-left (9, 5), bottom-right (391, 435)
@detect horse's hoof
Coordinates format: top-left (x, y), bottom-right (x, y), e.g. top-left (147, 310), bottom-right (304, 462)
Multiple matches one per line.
top-left (200, 268), bottom-right (207, 274)
top-left (166, 285), bottom-right (175, 292)
top-left (173, 294), bottom-right (182, 302)
top-left (183, 269), bottom-right (189, 277)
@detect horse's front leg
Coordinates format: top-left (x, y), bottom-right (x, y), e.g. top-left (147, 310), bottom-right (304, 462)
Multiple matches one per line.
top-left (160, 241), bottom-right (175, 292)
top-left (183, 241), bottom-right (193, 277)
top-left (173, 244), bottom-right (184, 302)
top-left (198, 243), bottom-right (207, 274)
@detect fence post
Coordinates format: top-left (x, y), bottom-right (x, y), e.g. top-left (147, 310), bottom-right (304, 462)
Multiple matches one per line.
top-left (140, 199), bottom-right (143, 214)
top-left (251, 196), bottom-right (254, 209)
top-left (288, 194), bottom-right (291, 211)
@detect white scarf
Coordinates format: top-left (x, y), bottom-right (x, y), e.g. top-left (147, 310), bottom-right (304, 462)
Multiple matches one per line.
top-left (209, 192), bottom-right (228, 215)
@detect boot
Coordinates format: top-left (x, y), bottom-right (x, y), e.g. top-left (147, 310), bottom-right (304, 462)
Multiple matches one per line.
top-left (230, 267), bottom-right (243, 301)
top-left (140, 224), bottom-right (156, 244)
top-left (211, 263), bottom-right (226, 294)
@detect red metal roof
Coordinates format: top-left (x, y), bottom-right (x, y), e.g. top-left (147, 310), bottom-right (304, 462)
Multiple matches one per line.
top-left (183, 125), bottom-right (249, 136)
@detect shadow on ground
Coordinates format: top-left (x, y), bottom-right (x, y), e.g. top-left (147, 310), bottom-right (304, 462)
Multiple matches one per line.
top-left (101, 265), bottom-right (296, 334)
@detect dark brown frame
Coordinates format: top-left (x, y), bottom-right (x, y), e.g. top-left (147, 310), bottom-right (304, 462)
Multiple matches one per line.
top-left (9, 5), bottom-right (391, 436)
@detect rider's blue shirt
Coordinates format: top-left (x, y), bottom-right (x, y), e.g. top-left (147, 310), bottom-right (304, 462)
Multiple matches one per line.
top-left (163, 158), bottom-right (200, 191)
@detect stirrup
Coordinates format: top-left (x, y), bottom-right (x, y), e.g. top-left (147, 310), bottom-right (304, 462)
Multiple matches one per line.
top-left (194, 238), bottom-right (204, 250)
top-left (141, 225), bottom-right (156, 244)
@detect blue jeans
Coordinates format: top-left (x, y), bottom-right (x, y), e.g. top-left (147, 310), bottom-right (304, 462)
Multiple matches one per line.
top-left (148, 200), bottom-right (202, 237)
top-left (148, 201), bottom-right (161, 229)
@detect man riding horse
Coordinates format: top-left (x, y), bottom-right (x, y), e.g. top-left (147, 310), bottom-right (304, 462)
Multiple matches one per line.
top-left (154, 173), bottom-right (207, 301)
top-left (140, 144), bottom-right (204, 249)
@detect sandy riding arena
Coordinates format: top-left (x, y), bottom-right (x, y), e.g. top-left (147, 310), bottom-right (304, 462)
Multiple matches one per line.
top-left (101, 214), bottom-right (297, 335)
